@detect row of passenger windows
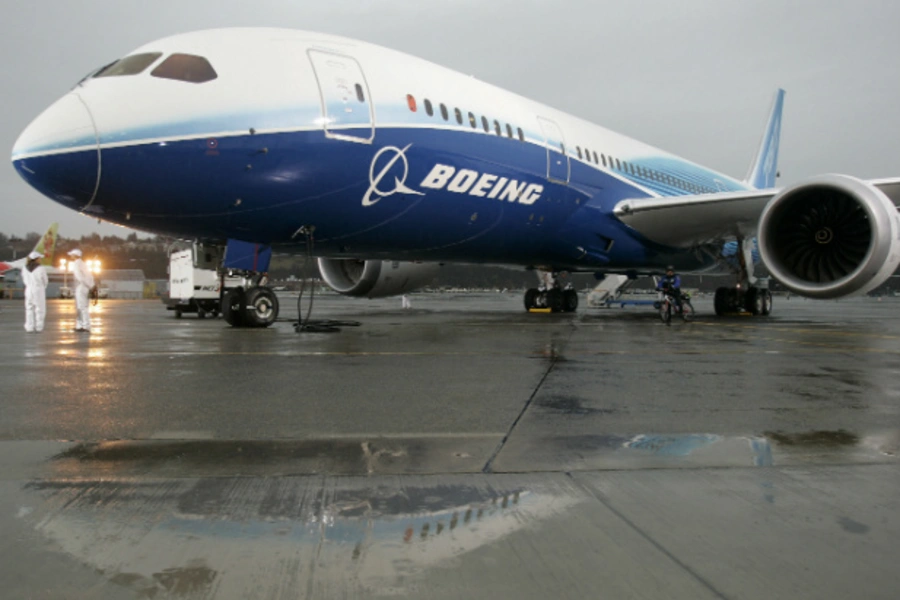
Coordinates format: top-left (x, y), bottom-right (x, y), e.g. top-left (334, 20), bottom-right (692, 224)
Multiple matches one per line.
top-left (405, 94), bottom-right (717, 194)
top-left (93, 52), bottom-right (217, 84)
top-left (406, 94), bottom-right (526, 142)
top-left (571, 145), bottom-right (719, 194)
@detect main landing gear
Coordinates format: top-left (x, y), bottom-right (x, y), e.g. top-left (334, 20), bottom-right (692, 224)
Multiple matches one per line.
top-left (524, 271), bottom-right (579, 313)
top-left (713, 237), bottom-right (773, 317)
top-left (713, 284), bottom-right (772, 316)
top-left (222, 273), bottom-right (280, 328)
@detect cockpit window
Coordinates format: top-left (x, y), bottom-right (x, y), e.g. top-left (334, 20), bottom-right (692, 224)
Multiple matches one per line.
top-left (151, 53), bottom-right (217, 83)
top-left (93, 53), bottom-right (163, 78)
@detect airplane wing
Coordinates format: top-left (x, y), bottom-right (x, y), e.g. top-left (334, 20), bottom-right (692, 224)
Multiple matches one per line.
top-left (613, 177), bottom-right (900, 248)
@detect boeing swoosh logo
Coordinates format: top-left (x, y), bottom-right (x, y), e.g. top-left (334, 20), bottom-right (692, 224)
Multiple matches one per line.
top-left (362, 144), bottom-right (425, 207)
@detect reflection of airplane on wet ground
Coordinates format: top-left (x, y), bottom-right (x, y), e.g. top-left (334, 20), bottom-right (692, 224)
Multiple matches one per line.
top-left (0, 222), bottom-right (58, 275)
top-left (25, 476), bottom-right (578, 598)
top-left (12, 29), bottom-right (900, 327)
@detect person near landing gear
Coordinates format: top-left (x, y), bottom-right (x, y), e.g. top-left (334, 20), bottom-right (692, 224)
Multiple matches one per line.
top-left (657, 265), bottom-right (683, 312)
top-left (22, 251), bottom-right (48, 333)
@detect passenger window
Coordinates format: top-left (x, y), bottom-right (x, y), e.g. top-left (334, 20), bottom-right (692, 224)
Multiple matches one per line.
top-left (506, 124), bottom-right (513, 138)
top-left (482, 116), bottom-right (490, 132)
top-left (494, 120), bottom-right (502, 135)
top-left (601, 154), bottom-right (607, 167)
top-left (94, 52), bottom-right (162, 77)
top-left (615, 158), bottom-right (621, 170)
top-left (407, 94), bottom-right (417, 112)
top-left (468, 112), bottom-right (477, 128)
top-left (424, 99), bottom-right (433, 116)
top-left (576, 146), bottom-right (583, 159)
top-left (151, 53), bottom-right (217, 83)
top-left (455, 107), bottom-right (463, 125)
top-left (440, 103), bottom-right (449, 120)
top-left (355, 84), bottom-right (365, 102)
top-left (593, 151), bottom-right (599, 164)
top-left (517, 127), bottom-right (524, 142)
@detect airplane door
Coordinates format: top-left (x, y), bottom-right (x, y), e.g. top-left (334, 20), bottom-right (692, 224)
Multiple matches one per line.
top-left (307, 49), bottom-right (374, 143)
top-left (537, 116), bottom-right (570, 184)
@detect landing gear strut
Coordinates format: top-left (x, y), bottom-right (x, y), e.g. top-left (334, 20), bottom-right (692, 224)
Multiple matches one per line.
top-left (713, 238), bottom-right (772, 316)
top-left (524, 271), bottom-right (578, 313)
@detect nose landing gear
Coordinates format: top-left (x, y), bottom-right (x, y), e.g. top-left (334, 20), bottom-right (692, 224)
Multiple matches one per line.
top-left (222, 275), bottom-right (280, 328)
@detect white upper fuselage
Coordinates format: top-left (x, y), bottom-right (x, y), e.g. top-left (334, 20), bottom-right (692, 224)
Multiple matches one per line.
top-left (12, 28), bottom-right (752, 272)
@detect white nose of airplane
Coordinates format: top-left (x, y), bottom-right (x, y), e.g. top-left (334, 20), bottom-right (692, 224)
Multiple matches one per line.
top-left (11, 92), bottom-right (100, 209)
top-left (13, 92), bottom-right (98, 158)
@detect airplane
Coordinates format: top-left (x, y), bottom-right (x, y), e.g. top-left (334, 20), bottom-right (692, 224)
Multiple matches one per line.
top-left (10, 28), bottom-right (900, 327)
top-left (0, 222), bottom-right (59, 275)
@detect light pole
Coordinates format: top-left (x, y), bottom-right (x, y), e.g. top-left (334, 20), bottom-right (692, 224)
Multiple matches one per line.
top-left (59, 258), bottom-right (72, 297)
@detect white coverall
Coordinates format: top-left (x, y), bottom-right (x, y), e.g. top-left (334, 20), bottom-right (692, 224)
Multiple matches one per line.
top-left (22, 264), bottom-right (48, 332)
top-left (72, 258), bottom-right (95, 331)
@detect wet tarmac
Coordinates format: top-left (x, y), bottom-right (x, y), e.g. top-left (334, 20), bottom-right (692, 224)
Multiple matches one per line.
top-left (0, 293), bottom-right (898, 599)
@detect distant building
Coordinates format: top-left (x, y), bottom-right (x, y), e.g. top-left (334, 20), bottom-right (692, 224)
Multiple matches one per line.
top-left (100, 269), bottom-right (146, 299)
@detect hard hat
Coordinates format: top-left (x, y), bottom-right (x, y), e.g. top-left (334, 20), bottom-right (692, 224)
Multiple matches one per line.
top-left (68, 249), bottom-right (82, 257)
top-left (28, 251), bottom-right (44, 260)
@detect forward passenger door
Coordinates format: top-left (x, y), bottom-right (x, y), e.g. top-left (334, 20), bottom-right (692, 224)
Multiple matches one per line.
top-left (307, 49), bottom-right (374, 143)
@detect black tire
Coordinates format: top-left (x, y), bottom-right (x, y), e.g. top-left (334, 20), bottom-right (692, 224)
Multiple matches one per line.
top-left (197, 307), bottom-right (206, 319)
top-left (222, 288), bottom-right (246, 327)
top-left (562, 289), bottom-right (579, 312)
top-left (660, 298), bottom-right (672, 325)
top-left (761, 290), bottom-right (773, 316)
top-left (546, 288), bottom-right (563, 312)
top-left (524, 288), bottom-right (539, 311)
top-left (174, 309), bottom-right (182, 319)
top-left (244, 287), bottom-right (279, 328)
top-left (682, 300), bottom-right (694, 322)
top-left (714, 287), bottom-right (728, 316)
top-left (745, 288), bottom-right (762, 315)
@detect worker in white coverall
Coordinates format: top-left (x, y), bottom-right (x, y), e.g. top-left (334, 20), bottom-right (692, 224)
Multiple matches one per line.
top-left (22, 251), bottom-right (48, 333)
top-left (68, 248), bottom-right (94, 332)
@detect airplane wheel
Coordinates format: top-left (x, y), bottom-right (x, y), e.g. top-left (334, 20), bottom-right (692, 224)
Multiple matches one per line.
top-left (714, 287), bottom-right (728, 316)
top-left (222, 287), bottom-right (246, 327)
top-left (244, 287), bottom-right (279, 328)
top-left (746, 288), bottom-right (766, 315)
top-left (524, 288), bottom-right (539, 310)
top-left (761, 290), bottom-right (773, 316)
top-left (562, 289), bottom-right (579, 312)
top-left (546, 289), bottom-right (563, 312)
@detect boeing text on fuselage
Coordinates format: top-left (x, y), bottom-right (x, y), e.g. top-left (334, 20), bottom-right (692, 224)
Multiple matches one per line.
top-left (362, 144), bottom-right (543, 207)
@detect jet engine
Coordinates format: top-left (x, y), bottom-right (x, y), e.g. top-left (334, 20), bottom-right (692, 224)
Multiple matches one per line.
top-left (758, 174), bottom-right (900, 298)
top-left (317, 258), bottom-right (440, 298)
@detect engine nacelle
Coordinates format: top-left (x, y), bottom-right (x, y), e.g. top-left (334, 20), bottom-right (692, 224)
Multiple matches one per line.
top-left (758, 174), bottom-right (900, 298)
top-left (317, 258), bottom-right (440, 298)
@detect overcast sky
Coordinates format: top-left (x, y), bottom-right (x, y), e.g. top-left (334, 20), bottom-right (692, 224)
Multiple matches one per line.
top-left (2, 0), bottom-right (899, 238)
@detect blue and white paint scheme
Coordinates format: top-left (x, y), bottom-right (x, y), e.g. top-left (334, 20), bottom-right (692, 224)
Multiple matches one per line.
top-left (11, 28), bottom-right (900, 319)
